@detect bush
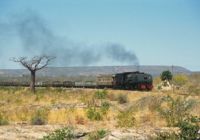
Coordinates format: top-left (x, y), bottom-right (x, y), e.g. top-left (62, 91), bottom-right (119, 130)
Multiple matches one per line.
top-left (117, 94), bottom-right (128, 104)
top-left (173, 74), bottom-right (188, 87)
top-left (160, 70), bottom-right (173, 81)
top-left (158, 96), bottom-right (195, 127)
top-left (94, 90), bottom-right (107, 100)
top-left (31, 108), bottom-right (49, 125)
top-left (0, 113), bottom-right (9, 125)
top-left (178, 116), bottom-right (200, 140)
top-left (154, 131), bottom-right (180, 140)
top-left (86, 107), bottom-right (102, 121)
top-left (42, 127), bottom-right (74, 140)
top-left (100, 101), bottom-right (110, 115)
top-left (88, 129), bottom-right (107, 140)
top-left (155, 116), bottom-right (200, 140)
top-left (117, 109), bottom-right (135, 128)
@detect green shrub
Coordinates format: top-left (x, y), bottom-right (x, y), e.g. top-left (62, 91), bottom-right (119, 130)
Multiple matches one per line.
top-left (158, 95), bottom-right (195, 127)
top-left (31, 108), bottom-right (49, 125)
top-left (86, 107), bottom-right (102, 121)
top-left (117, 94), bottom-right (128, 104)
top-left (117, 109), bottom-right (135, 128)
top-left (0, 113), bottom-right (9, 125)
top-left (154, 132), bottom-right (180, 140)
top-left (100, 101), bottom-right (110, 115)
top-left (173, 74), bottom-right (188, 87)
top-left (94, 90), bottom-right (107, 100)
top-left (88, 129), bottom-right (107, 140)
top-left (42, 127), bottom-right (74, 140)
top-left (155, 116), bottom-right (200, 140)
top-left (160, 70), bottom-right (173, 81)
top-left (178, 116), bottom-right (200, 140)
top-left (157, 85), bottom-right (162, 90)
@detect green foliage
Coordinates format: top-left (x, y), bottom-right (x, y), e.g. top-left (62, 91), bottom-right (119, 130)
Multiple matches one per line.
top-left (86, 107), bottom-right (103, 121)
top-left (177, 116), bottom-right (200, 140)
top-left (158, 96), bottom-right (195, 127)
top-left (0, 113), bottom-right (9, 125)
top-left (173, 74), bottom-right (188, 86)
top-left (160, 70), bottom-right (173, 81)
top-left (94, 90), bottom-right (107, 100)
top-left (100, 101), bottom-right (110, 115)
top-left (42, 127), bottom-right (74, 140)
top-left (117, 94), bottom-right (128, 104)
top-left (153, 132), bottom-right (180, 140)
top-left (117, 109), bottom-right (135, 128)
top-left (31, 108), bottom-right (49, 125)
top-left (154, 132), bottom-right (180, 140)
top-left (86, 91), bottom-right (110, 121)
top-left (155, 116), bottom-right (200, 140)
top-left (157, 85), bottom-right (162, 90)
top-left (88, 129), bottom-right (107, 140)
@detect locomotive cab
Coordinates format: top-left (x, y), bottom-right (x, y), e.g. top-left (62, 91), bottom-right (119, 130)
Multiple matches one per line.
top-left (113, 71), bottom-right (153, 90)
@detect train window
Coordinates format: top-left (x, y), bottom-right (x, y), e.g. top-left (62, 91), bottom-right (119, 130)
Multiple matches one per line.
top-left (144, 77), bottom-right (148, 80)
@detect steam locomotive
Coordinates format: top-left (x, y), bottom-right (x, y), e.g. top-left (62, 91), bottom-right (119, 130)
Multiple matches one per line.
top-left (0, 71), bottom-right (153, 90)
top-left (113, 72), bottom-right (153, 90)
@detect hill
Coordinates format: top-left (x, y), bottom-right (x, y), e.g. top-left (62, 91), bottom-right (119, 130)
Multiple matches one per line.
top-left (0, 65), bottom-right (191, 78)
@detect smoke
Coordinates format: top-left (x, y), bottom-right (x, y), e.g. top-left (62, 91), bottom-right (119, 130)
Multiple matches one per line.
top-left (0, 11), bottom-right (139, 68)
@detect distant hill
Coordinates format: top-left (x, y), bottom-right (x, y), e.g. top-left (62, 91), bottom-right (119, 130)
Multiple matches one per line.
top-left (0, 65), bottom-right (192, 78)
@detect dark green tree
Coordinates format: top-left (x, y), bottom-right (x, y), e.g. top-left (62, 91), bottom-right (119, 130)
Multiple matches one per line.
top-left (160, 70), bottom-right (173, 81)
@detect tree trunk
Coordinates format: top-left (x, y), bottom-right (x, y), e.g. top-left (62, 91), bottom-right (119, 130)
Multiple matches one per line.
top-left (30, 70), bottom-right (36, 93)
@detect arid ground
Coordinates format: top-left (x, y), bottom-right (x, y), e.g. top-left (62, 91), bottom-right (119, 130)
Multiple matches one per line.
top-left (0, 74), bottom-right (199, 140)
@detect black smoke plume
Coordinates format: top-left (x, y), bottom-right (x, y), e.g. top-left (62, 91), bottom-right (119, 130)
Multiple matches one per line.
top-left (0, 11), bottom-right (139, 68)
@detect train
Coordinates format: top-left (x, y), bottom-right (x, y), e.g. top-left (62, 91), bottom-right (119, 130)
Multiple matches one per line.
top-left (0, 71), bottom-right (153, 90)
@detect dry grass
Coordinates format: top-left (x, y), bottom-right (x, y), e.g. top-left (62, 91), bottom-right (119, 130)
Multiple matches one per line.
top-left (0, 78), bottom-right (199, 129)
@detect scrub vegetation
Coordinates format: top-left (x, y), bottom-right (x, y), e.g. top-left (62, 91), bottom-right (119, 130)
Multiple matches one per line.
top-left (0, 73), bottom-right (199, 139)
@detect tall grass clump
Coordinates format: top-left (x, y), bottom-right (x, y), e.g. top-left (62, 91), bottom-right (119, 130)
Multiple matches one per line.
top-left (88, 129), bottom-right (108, 140)
top-left (116, 108), bottom-right (135, 128)
top-left (100, 101), bottom-right (110, 115)
top-left (0, 113), bottom-right (9, 125)
top-left (177, 116), bottom-right (200, 140)
top-left (117, 94), bottom-right (128, 104)
top-left (42, 127), bottom-right (74, 140)
top-left (154, 132), bottom-right (180, 140)
top-left (158, 95), bottom-right (196, 127)
top-left (154, 116), bottom-right (200, 140)
top-left (86, 90), bottom-right (110, 121)
top-left (94, 90), bottom-right (107, 100)
top-left (31, 108), bottom-right (49, 125)
top-left (173, 74), bottom-right (188, 87)
top-left (86, 107), bottom-right (103, 121)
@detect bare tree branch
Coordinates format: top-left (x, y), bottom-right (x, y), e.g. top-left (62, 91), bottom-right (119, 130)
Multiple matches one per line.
top-left (10, 55), bottom-right (55, 71)
top-left (35, 56), bottom-right (55, 70)
top-left (10, 55), bottom-right (55, 93)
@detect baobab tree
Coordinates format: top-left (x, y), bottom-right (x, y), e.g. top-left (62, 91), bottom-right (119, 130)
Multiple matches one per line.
top-left (11, 55), bottom-right (55, 93)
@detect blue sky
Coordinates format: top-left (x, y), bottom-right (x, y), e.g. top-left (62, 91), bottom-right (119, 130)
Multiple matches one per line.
top-left (0, 0), bottom-right (200, 71)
